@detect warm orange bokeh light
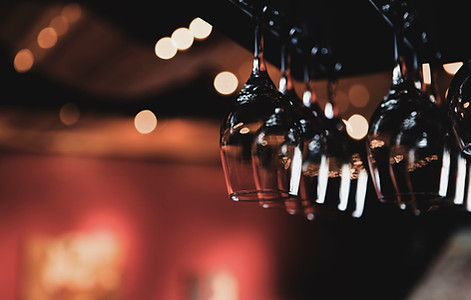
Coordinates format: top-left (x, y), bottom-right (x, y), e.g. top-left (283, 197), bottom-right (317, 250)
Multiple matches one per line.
top-left (348, 84), bottom-right (370, 108)
top-left (13, 49), bottom-right (34, 73)
top-left (61, 3), bottom-right (82, 23)
top-left (49, 15), bottom-right (69, 36)
top-left (37, 27), bottom-right (58, 49)
top-left (59, 102), bottom-right (80, 126)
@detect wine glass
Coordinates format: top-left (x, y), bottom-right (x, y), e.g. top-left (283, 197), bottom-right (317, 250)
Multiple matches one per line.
top-left (311, 79), bottom-right (368, 218)
top-left (447, 60), bottom-right (471, 156)
top-left (277, 45), bottom-right (327, 215)
top-left (445, 61), bottom-right (471, 210)
top-left (219, 20), bottom-right (303, 205)
top-left (424, 61), bottom-right (468, 210)
top-left (366, 4), bottom-right (451, 215)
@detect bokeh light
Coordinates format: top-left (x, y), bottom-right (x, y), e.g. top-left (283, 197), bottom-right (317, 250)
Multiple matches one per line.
top-left (348, 84), bottom-right (370, 108)
top-left (155, 37), bottom-right (177, 60)
top-left (346, 114), bottom-right (369, 140)
top-left (214, 71), bottom-right (239, 95)
top-left (134, 110), bottom-right (157, 134)
top-left (171, 27), bottom-right (194, 51)
top-left (49, 15), bottom-right (69, 36)
top-left (189, 17), bottom-right (212, 40)
top-left (59, 102), bottom-right (80, 126)
top-left (37, 27), bottom-right (58, 49)
top-left (13, 49), bottom-right (34, 73)
top-left (61, 3), bottom-right (82, 23)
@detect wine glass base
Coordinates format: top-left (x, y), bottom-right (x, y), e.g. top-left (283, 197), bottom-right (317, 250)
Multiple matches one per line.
top-left (379, 193), bottom-right (456, 215)
top-left (229, 190), bottom-right (292, 202)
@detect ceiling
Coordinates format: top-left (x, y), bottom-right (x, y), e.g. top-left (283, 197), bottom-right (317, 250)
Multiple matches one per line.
top-left (0, 1), bottom-right (465, 161)
top-left (0, 1), bottom-right (245, 117)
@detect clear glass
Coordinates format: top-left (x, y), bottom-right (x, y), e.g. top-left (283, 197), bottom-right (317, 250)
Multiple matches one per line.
top-left (447, 60), bottom-right (471, 156)
top-left (219, 24), bottom-right (303, 203)
top-left (366, 30), bottom-right (451, 214)
top-left (308, 80), bottom-right (369, 219)
top-left (278, 47), bottom-right (327, 215)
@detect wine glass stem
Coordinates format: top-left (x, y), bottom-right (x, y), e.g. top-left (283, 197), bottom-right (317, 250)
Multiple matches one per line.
top-left (279, 44), bottom-right (293, 93)
top-left (253, 23), bottom-right (266, 73)
top-left (392, 29), bottom-right (421, 87)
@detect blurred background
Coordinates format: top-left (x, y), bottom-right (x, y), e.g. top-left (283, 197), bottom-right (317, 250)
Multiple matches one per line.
top-left (1, 1), bottom-right (471, 299)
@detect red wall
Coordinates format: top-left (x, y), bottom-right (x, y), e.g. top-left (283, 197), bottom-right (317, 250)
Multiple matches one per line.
top-left (0, 153), bottom-right (300, 300)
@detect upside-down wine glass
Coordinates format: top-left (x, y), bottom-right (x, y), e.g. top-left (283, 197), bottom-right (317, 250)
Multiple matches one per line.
top-left (446, 60), bottom-right (471, 212)
top-left (219, 20), bottom-right (303, 205)
top-left (278, 45), bottom-right (327, 216)
top-left (312, 79), bottom-right (368, 218)
top-left (366, 7), bottom-right (451, 214)
top-left (426, 61), bottom-right (467, 210)
top-left (447, 60), bottom-right (471, 156)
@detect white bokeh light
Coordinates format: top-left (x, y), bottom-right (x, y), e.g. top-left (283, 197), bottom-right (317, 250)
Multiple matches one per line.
top-left (134, 110), bottom-right (157, 134)
top-left (346, 114), bottom-right (369, 140)
top-left (155, 37), bottom-right (177, 60)
top-left (214, 71), bottom-right (239, 95)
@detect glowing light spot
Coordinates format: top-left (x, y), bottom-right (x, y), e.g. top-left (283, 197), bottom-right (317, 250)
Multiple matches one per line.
top-left (209, 271), bottom-right (239, 300)
top-left (346, 114), bottom-right (369, 140)
top-left (443, 62), bottom-right (463, 75)
top-left (49, 15), bottom-right (69, 36)
top-left (37, 27), bottom-right (58, 49)
top-left (239, 127), bottom-right (250, 134)
top-left (348, 84), bottom-right (370, 108)
top-left (13, 49), bottom-right (34, 73)
top-left (189, 17), bottom-right (212, 40)
top-left (59, 102), bottom-right (80, 126)
top-left (214, 71), bottom-right (238, 95)
top-left (171, 27), bottom-right (194, 50)
top-left (464, 102), bottom-right (470, 109)
top-left (155, 37), bottom-right (177, 60)
top-left (61, 3), bottom-right (82, 23)
top-left (422, 63), bottom-right (431, 85)
top-left (35, 231), bottom-right (123, 295)
top-left (134, 110), bottom-right (157, 134)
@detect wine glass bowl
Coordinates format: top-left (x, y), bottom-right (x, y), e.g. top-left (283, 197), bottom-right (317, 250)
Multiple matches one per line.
top-left (220, 23), bottom-right (303, 204)
top-left (367, 74), bottom-right (452, 214)
top-left (251, 105), bottom-right (303, 202)
top-left (310, 112), bottom-right (369, 218)
top-left (220, 74), bottom-right (286, 202)
top-left (296, 78), bottom-right (370, 219)
top-left (277, 48), bottom-right (328, 215)
top-left (447, 60), bottom-right (471, 156)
